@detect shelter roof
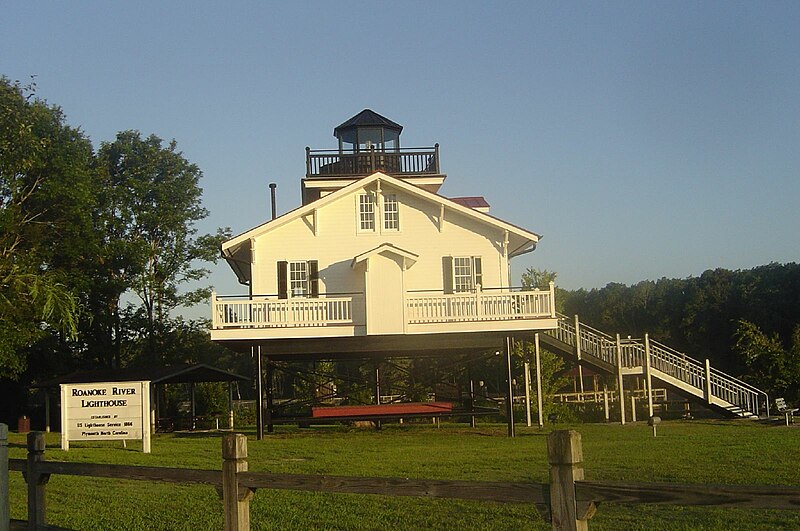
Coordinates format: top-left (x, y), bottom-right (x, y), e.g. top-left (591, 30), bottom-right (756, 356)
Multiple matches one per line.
top-left (31, 363), bottom-right (249, 388)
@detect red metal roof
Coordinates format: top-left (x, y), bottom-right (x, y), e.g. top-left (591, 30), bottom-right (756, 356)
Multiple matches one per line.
top-left (450, 196), bottom-right (490, 209)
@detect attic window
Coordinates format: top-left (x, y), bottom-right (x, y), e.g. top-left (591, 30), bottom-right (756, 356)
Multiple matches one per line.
top-left (358, 193), bottom-right (375, 231)
top-left (383, 194), bottom-right (399, 230)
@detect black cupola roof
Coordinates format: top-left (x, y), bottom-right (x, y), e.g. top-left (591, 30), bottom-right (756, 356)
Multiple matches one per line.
top-left (334, 109), bottom-right (403, 138)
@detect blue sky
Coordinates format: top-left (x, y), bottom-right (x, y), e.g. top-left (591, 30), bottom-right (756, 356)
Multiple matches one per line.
top-left (3, 2), bottom-right (799, 317)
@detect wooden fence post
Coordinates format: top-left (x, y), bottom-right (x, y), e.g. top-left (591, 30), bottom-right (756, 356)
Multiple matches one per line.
top-left (548, 430), bottom-right (594, 531)
top-left (26, 432), bottom-right (49, 530)
top-left (1, 424), bottom-right (8, 531)
top-left (222, 433), bottom-right (253, 531)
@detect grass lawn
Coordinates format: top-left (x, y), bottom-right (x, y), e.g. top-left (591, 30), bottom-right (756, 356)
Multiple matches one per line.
top-left (5, 419), bottom-right (800, 530)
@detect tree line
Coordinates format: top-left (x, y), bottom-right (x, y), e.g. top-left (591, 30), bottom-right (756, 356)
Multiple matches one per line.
top-left (552, 263), bottom-right (800, 403)
top-left (1, 77), bottom-right (232, 423)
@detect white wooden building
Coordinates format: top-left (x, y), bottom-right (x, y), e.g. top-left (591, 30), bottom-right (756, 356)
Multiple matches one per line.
top-left (212, 110), bottom-right (555, 347)
top-left (210, 110), bottom-right (556, 435)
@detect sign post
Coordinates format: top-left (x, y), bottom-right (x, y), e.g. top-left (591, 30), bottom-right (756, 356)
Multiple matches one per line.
top-left (61, 381), bottom-right (151, 453)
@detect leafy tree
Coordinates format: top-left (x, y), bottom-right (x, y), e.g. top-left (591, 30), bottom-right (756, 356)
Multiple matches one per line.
top-left (733, 320), bottom-right (800, 401)
top-left (96, 131), bottom-right (229, 365)
top-left (0, 77), bottom-right (85, 379)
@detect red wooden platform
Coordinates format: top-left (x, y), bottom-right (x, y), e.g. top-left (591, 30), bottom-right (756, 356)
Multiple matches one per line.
top-left (311, 402), bottom-right (453, 419)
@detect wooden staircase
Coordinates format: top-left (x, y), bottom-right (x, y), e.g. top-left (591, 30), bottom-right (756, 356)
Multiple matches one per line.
top-left (539, 313), bottom-right (768, 418)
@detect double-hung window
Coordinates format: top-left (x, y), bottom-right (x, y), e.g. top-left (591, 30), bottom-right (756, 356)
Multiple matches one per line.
top-left (383, 193), bottom-right (399, 231)
top-left (277, 260), bottom-right (319, 298)
top-left (358, 192), bottom-right (400, 232)
top-left (358, 193), bottom-right (375, 231)
top-left (443, 256), bottom-right (483, 293)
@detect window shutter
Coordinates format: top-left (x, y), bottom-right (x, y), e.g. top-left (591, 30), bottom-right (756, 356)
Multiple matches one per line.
top-left (277, 261), bottom-right (288, 299)
top-left (308, 260), bottom-right (319, 298)
top-left (473, 257), bottom-right (483, 290)
top-left (442, 256), bottom-right (454, 294)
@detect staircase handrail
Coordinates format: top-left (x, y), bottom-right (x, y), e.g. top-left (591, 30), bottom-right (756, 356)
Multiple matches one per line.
top-left (556, 312), bottom-right (613, 340)
top-left (649, 339), bottom-right (765, 395)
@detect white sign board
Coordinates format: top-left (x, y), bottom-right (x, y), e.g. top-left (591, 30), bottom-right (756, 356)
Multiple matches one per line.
top-left (61, 381), bottom-right (151, 453)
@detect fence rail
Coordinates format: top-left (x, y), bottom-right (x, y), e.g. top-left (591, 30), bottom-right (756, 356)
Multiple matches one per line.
top-left (5, 428), bottom-right (800, 530)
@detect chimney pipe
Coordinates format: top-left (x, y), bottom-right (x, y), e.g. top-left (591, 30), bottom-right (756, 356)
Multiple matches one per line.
top-left (269, 183), bottom-right (277, 220)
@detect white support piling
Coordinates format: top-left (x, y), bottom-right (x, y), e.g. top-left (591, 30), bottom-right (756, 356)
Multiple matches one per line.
top-left (616, 334), bottom-right (626, 425)
top-left (535, 333), bottom-right (544, 428)
top-left (644, 333), bottom-right (654, 418)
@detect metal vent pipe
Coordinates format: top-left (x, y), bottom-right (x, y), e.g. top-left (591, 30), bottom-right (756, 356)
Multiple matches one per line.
top-left (269, 183), bottom-right (277, 220)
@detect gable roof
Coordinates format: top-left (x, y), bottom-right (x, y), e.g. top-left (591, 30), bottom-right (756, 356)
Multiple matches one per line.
top-left (222, 172), bottom-right (541, 276)
top-left (352, 243), bottom-right (419, 269)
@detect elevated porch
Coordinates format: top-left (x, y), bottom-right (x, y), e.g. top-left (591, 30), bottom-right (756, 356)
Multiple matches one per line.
top-left (210, 284), bottom-right (557, 346)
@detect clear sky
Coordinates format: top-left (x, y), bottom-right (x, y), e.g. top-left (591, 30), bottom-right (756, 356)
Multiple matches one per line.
top-left (3, 2), bottom-right (799, 318)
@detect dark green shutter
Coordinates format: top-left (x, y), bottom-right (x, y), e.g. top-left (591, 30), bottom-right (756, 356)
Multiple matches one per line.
top-left (473, 257), bottom-right (483, 290)
top-left (442, 256), bottom-right (453, 294)
top-left (277, 261), bottom-right (288, 299)
top-left (308, 260), bottom-right (319, 298)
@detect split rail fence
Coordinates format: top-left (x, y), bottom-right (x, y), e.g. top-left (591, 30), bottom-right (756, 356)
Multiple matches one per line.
top-left (3, 426), bottom-right (800, 530)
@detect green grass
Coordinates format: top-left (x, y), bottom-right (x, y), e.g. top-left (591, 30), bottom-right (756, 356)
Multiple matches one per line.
top-left (6, 420), bottom-right (800, 530)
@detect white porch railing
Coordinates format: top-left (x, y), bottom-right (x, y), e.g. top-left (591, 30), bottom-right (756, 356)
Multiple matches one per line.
top-left (212, 294), bottom-right (354, 329)
top-left (405, 283), bottom-right (556, 324)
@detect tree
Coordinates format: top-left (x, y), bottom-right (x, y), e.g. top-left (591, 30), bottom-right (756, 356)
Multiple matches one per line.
top-left (0, 77), bottom-right (85, 379)
top-left (733, 320), bottom-right (800, 401)
top-left (97, 131), bottom-right (229, 365)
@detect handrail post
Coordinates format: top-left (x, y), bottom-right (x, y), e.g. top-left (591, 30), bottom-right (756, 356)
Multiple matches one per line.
top-left (222, 433), bottom-right (253, 531)
top-left (704, 359), bottom-right (713, 405)
top-left (26, 432), bottom-right (49, 530)
top-left (305, 146), bottom-right (311, 177)
top-left (547, 430), bottom-right (593, 530)
top-left (434, 143), bottom-right (440, 173)
top-left (549, 281), bottom-right (556, 318)
top-left (1, 424), bottom-right (8, 531)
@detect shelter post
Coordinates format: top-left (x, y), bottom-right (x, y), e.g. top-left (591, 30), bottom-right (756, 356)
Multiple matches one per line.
top-left (228, 382), bottom-right (234, 429)
top-left (44, 390), bottom-right (51, 433)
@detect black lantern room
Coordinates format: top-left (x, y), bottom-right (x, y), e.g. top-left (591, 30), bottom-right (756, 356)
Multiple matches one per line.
top-left (334, 109), bottom-right (403, 154)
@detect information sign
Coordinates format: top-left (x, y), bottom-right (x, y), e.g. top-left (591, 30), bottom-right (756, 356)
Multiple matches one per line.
top-left (61, 381), bottom-right (151, 453)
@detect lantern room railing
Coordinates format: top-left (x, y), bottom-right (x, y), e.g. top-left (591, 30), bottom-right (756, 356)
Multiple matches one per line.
top-left (305, 145), bottom-right (440, 178)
